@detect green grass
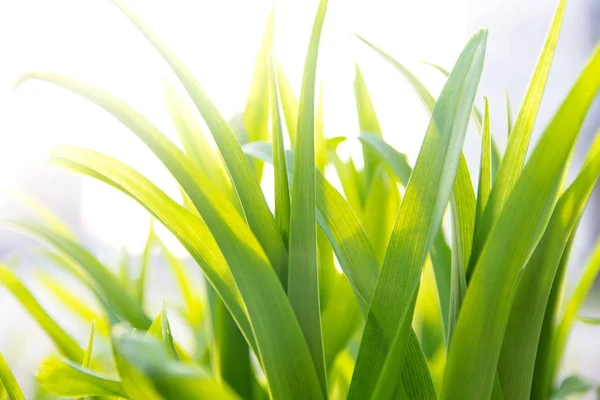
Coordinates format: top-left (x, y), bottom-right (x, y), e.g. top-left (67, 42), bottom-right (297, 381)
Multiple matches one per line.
top-left (2, 0), bottom-right (600, 399)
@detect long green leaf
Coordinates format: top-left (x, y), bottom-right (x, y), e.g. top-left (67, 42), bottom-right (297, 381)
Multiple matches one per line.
top-left (348, 30), bottom-right (487, 400)
top-left (0, 264), bottom-right (84, 362)
top-left (110, 0), bottom-right (288, 287)
top-left (468, 0), bottom-right (567, 278)
top-left (287, 0), bottom-right (328, 394)
top-left (443, 44), bottom-right (600, 400)
top-left (498, 130), bottom-right (600, 399)
top-left (0, 354), bottom-right (25, 400)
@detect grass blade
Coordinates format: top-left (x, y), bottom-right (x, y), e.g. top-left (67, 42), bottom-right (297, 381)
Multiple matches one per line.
top-left (468, 0), bottom-right (567, 278)
top-left (110, 0), bottom-right (289, 287)
top-left (0, 264), bottom-right (84, 362)
top-left (498, 130), bottom-right (600, 399)
top-left (245, 143), bottom-right (437, 398)
top-left (443, 44), bottom-right (600, 400)
top-left (356, 36), bottom-right (479, 339)
top-left (348, 30), bottom-right (487, 399)
top-left (0, 354), bottom-right (25, 400)
top-left (287, 0), bottom-right (328, 394)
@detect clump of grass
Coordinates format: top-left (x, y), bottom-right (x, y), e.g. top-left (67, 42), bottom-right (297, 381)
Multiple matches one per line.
top-left (2, 0), bottom-right (600, 398)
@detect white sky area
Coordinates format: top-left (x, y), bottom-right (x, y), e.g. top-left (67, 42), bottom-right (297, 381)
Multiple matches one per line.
top-left (2, 0), bottom-right (470, 252)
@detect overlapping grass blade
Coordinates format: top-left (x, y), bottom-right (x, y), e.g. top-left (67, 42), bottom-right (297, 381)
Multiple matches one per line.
top-left (468, 0), bottom-right (567, 278)
top-left (244, 142), bottom-right (437, 397)
top-left (37, 357), bottom-right (125, 398)
top-left (0, 354), bottom-right (25, 400)
top-left (110, 0), bottom-right (288, 286)
top-left (443, 44), bottom-right (600, 400)
top-left (347, 30), bottom-right (487, 399)
top-left (356, 36), bottom-right (479, 338)
top-left (9, 221), bottom-right (150, 329)
top-left (498, 130), bottom-right (600, 399)
top-left (0, 264), bottom-right (84, 362)
top-left (287, 0), bottom-right (328, 393)
top-left (51, 146), bottom-right (324, 399)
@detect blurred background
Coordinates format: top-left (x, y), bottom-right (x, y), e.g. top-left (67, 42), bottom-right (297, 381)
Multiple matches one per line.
top-left (0, 0), bottom-right (598, 396)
